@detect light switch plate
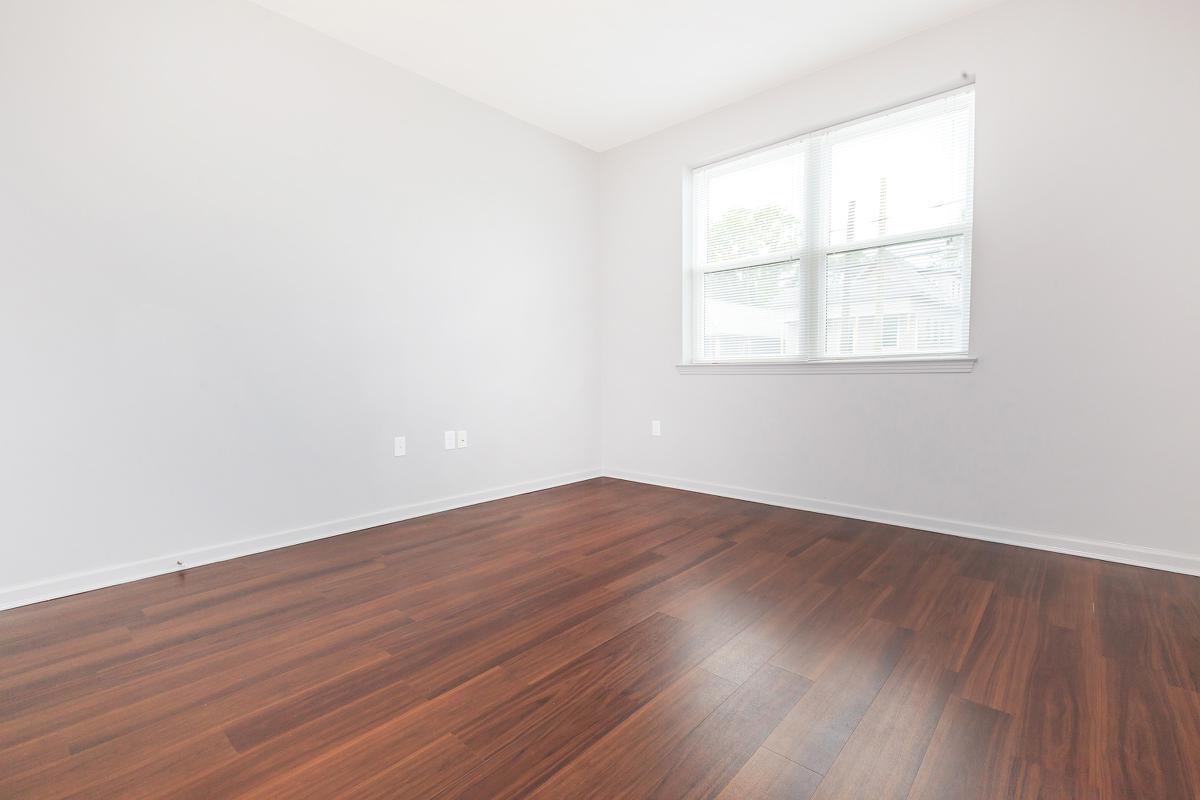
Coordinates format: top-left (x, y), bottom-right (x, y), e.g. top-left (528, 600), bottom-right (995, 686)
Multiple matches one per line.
top-left (394, 436), bottom-right (406, 457)
top-left (651, 420), bottom-right (662, 436)
top-left (456, 430), bottom-right (468, 448)
top-left (444, 430), bottom-right (457, 450)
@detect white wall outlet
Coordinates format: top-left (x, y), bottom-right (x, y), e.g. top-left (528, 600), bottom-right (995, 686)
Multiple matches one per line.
top-left (444, 430), bottom-right (457, 450)
top-left (456, 430), bottom-right (468, 448)
top-left (393, 436), bottom-right (406, 457)
top-left (651, 420), bottom-right (662, 436)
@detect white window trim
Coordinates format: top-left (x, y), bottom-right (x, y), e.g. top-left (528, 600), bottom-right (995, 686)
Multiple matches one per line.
top-left (676, 354), bottom-right (976, 374)
top-left (681, 81), bottom-right (977, 373)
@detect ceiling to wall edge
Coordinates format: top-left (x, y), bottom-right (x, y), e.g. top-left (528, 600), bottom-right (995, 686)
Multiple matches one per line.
top-left (245, 0), bottom-right (1005, 152)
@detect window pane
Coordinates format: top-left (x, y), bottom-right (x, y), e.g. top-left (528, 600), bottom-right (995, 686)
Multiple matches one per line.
top-left (689, 87), bottom-right (974, 364)
top-left (702, 262), bottom-right (802, 360)
top-left (824, 236), bottom-right (967, 357)
top-left (827, 97), bottom-right (972, 246)
top-left (700, 146), bottom-right (804, 266)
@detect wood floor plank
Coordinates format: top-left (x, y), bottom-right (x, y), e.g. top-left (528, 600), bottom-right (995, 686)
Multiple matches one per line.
top-left (223, 655), bottom-right (424, 752)
top-left (1012, 623), bottom-right (1102, 795)
top-left (1005, 761), bottom-right (1103, 800)
top-left (1165, 684), bottom-right (1200, 794)
top-left (658, 548), bottom-right (787, 630)
top-left (871, 554), bottom-right (960, 632)
top-left (0, 605), bottom-right (409, 753)
top-left (1039, 556), bottom-right (1098, 632)
top-left (528, 667), bottom-right (738, 799)
top-left (0, 645), bottom-right (388, 798)
top-left (500, 539), bottom-right (744, 687)
top-left (701, 579), bottom-right (835, 685)
top-left (380, 581), bottom-right (627, 695)
top-left (906, 696), bottom-right (1014, 800)
top-left (809, 648), bottom-right (958, 800)
top-left (714, 747), bottom-right (822, 800)
top-left (955, 594), bottom-right (1042, 714)
top-left (763, 617), bottom-right (911, 775)
top-left (1099, 657), bottom-right (1197, 799)
top-left (905, 573), bottom-right (994, 671)
top-left (640, 663), bottom-right (813, 800)
top-left (335, 733), bottom-right (481, 800)
top-left (960, 540), bottom-right (1048, 603)
top-left (0, 478), bottom-right (1197, 799)
top-left (1141, 572), bottom-right (1200, 693)
top-left (769, 578), bottom-right (892, 680)
top-left (62, 732), bottom-right (238, 800)
top-left (176, 665), bottom-right (526, 799)
top-left (447, 614), bottom-right (738, 799)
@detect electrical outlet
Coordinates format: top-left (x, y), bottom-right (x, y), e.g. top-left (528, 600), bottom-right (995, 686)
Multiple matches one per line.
top-left (651, 420), bottom-right (662, 436)
top-left (393, 436), bottom-right (406, 457)
top-left (444, 430), bottom-right (457, 450)
top-left (456, 430), bottom-right (468, 448)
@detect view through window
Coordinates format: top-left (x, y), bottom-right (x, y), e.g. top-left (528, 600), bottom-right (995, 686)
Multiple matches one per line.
top-left (689, 87), bottom-right (975, 363)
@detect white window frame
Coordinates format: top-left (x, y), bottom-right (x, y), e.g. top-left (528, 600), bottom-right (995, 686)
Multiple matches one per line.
top-left (679, 84), bottom-right (977, 375)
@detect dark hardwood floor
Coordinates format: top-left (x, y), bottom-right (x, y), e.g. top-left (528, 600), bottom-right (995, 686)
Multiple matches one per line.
top-left (2, 478), bottom-right (1199, 799)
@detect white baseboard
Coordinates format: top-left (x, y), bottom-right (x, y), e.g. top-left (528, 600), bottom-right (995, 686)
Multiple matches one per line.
top-left (6, 464), bottom-right (1195, 611)
top-left (0, 468), bottom-right (602, 611)
top-left (604, 468), bottom-right (1200, 577)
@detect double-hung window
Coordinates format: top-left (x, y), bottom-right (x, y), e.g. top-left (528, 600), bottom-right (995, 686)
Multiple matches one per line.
top-left (686, 87), bottom-right (975, 369)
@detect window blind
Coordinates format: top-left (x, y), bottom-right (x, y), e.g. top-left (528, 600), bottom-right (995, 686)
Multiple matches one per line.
top-left (690, 86), bottom-right (974, 363)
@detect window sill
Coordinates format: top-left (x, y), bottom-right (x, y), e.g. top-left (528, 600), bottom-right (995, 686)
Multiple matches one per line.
top-left (676, 355), bottom-right (977, 374)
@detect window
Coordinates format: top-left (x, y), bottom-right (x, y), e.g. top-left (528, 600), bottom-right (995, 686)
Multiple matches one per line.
top-left (686, 87), bottom-right (975, 369)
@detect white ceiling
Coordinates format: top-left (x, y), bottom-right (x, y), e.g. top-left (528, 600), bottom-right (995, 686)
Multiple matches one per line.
top-left (249, 0), bottom-right (997, 151)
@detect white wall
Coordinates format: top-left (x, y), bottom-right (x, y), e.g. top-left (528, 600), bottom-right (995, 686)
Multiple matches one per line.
top-left (599, 0), bottom-right (1200, 570)
top-left (4, 0), bottom-right (1198, 609)
top-left (0, 0), bottom-right (601, 606)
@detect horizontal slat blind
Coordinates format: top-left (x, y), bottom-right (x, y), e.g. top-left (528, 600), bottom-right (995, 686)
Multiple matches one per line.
top-left (695, 143), bottom-right (807, 271)
top-left (690, 86), bottom-right (974, 363)
top-left (824, 236), bottom-right (967, 357)
top-left (702, 262), bottom-right (802, 360)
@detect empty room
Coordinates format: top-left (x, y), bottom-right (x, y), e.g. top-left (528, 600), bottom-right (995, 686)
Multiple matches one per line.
top-left (3, 0), bottom-right (1199, 797)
